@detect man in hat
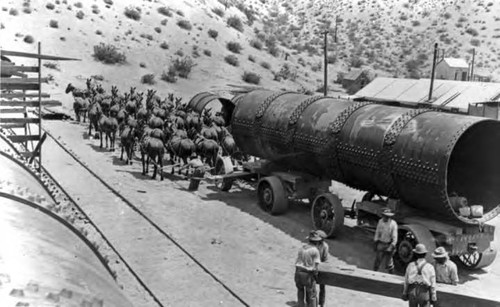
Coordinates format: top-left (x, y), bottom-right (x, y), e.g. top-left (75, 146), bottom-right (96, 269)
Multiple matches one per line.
top-left (402, 243), bottom-right (437, 307)
top-left (432, 247), bottom-right (459, 285)
top-left (315, 230), bottom-right (329, 307)
top-left (373, 208), bottom-right (398, 273)
top-left (295, 230), bottom-right (322, 307)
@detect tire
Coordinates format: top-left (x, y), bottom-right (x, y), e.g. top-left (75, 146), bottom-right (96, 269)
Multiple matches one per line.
top-left (214, 156), bottom-right (234, 192)
top-left (311, 193), bottom-right (344, 238)
top-left (257, 176), bottom-right (288, 215)
top-left (395, 224), bottom-right (436, 270)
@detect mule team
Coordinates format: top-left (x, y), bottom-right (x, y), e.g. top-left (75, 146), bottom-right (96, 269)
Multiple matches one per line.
top-left (66, 79), bottom-right (237, 180)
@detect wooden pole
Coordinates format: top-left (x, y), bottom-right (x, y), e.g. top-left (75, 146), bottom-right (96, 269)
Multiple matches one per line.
top-left (323, 30), bottom-right (329, 97)
top-left (470, 48), bottom-right (475, 82)
top-left (38, 42), bottom-right (42, 172)
top-left (428, 43), bottom-right (438, 102)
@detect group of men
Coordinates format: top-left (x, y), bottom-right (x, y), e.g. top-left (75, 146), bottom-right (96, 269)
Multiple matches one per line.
top-left (295, 208), bottom-right (459, 307)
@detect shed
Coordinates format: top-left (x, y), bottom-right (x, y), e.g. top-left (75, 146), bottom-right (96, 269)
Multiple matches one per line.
top-left (341, 69), bottom-right (370, 94)
top-left (435, 58), bottom-right (469, 81)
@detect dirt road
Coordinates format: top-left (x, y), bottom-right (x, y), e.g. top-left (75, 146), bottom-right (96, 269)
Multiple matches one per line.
top-left (41, 120), bottom-right (499, 306)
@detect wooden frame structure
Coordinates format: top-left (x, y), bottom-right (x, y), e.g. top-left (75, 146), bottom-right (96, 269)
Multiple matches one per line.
top-left (0, 44), bottom-right (79, 172)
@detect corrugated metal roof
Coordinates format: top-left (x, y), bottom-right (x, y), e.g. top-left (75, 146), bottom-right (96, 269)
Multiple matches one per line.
top-left (443, 58), bottom-right (469, 68)
top-left (355, 77), bottom-right (500, 111)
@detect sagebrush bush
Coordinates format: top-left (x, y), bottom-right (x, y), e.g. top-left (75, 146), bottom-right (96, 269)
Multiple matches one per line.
top-left (192, 46), bottom-right (200, 58)
top-left (23, 7), bottom-right (32, 14)
top-left (177, 20), bottom-right (192, 30)
top-left (176, 10), bottom-right (184, 16)
top-left (175, 49), bottom-right (184, 56)
top-left (43, 62), bottom-right (60, 70)
top-left (226, 41), bottom-right (243, 53)
top-left (203, 49), bottom-right (211, 56)
top-left (227, 15), bottom-right (244, 32)
top-left (103, 0), bottom-right (113, 5)
top-left (46, 3), bottom-right (56, 9)
top-left (161, 19), bottom-right (168, 26)
top-left (76, 10), bottom-right (84, 19)
top-left (260, 61), bottom-right (271, 69)
top-left (154, 27), bottom-right (161, 33)
top-left (170, 56), bottom-right (195, 78)
top-left (140, 33), bottom-right (153, 40)
top-left (24, 35), bottom-right (35, 44)
top-left (124, 6), bottom-right (141, 20)
top-left (465, 28), bottom-right (479, 36)
top-left (208, 29), bottom-right (218, 40)
top-left (212, 7), bottom-right (224, 17)
top-left (93, 43), bottom-right (126, 64)
top-left (139, 62), bottom-right (146, 68)
top-left (74, 2), bottom-right (82, 8)
top-left (157, 6), bottom-right (172, 17)
top-left (242, 71), bottom-right (260, 84)
top-left (9, 8), bottom-right (18, 16)
top-left (49, 20), bottom-right (59, 28)
top-left (141, 73), bottom-right (156, 85)
top-left (225, 55), bottom-right (239, 66)
top-left (470, 39), bottom-right (480, 47)
top-left (160, 42), bottom-right (169, 49)
top-left (96, 30), bottom-right (102, 35)
top-left (248, 55), bottom-right (255, 62)
top-left (161, 67), bottom-right (177, 83)
top-left (250, 39), bottom-right (262, 50)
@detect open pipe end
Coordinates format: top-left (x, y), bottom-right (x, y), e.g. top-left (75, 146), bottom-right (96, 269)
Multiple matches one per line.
top-left (447, 120), bottom-right (500, 223)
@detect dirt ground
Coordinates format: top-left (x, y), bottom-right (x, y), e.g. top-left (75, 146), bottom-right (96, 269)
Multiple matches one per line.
top-left (37, 119), bottom-right (500, 306)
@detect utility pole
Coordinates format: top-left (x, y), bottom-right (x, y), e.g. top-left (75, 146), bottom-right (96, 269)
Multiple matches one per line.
top-left (428, 43), bottom-right (438, 102)
top-left (470, 48), bottom-right (475, 82)
top-left (322, 30), bottom-right (329, 97)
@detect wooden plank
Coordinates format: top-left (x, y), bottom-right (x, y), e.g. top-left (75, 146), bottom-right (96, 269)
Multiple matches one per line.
top-left (0, 92), bottom-right (50, 99)
top-left (317, 263), bottom-right (500, 307)
top-left (1, 65), bottom-right (39, 73)
top-left (19, 151), bottom-right (39, 158)
top-left (0, 108), bottom-right (26, 114)
top-left (0, 100), bottom-right (40, 107)
top-left (0, 83), bottom-right (40, 91)
top-left (1, 49), bottom-right (80, 61)
top-left (7, 135), bottom-right (40, 143)
top-left (0, 118), bottom-right (40, 124)
top-left (29, 133), bottom-right (46, 164)
top-left (1, 77), bottom-right (48, 83)
top-left (0, 123), bottom-right (26, 129)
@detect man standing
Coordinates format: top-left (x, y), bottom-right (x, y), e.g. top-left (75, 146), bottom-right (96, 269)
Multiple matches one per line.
top-left (315, 230), bottom-right (329, 307)
top-left (295, 231), bottom-right (322, 307)
top-left (373, 208), bottom-right (398, 274)
top-left (402, 244), bottom-right (437, 307)
top-left (432, 247), bottom-right (459, 285)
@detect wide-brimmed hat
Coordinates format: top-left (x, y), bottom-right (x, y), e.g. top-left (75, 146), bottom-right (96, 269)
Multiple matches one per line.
top-left (381, 208), bottom-right (394, 217)
top-left (432, 247), bottom-right (448, 258)
top-left (315, 230), bottom-right (327, 239)
top-left (413, 243), bottom-right (428, 254)
top-left (306, 230), bottom-right (323, 242)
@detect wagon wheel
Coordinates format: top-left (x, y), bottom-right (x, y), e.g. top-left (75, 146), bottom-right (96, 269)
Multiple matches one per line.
top-left (214, 156), bottom-right (233, 192)
top-left (395, 224), bottom-right (436, 271)
top-left (454, 248), bottom-right (497, 270)
top-left (311, 193), bottom-right (344, 238)
top-left (257, 176), bottom-right (288, 215)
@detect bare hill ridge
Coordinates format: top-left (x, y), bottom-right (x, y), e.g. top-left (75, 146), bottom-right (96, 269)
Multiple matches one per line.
top-left (1, 0), bottom-right (499, 113)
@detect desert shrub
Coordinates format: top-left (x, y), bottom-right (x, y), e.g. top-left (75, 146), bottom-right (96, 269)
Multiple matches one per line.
top-left (175, 49), bottom-right (184, 56)
top-left (139, 62), bottom-right (146, 68)
top-left (224, 55), bottom-right (239, 66)
top-left (23, 35), bottom-right (35, 44)
top-left (242, 71), bottom-right (261, 84)
top-left (399, 14), bottom-right (408, 21)
top-left (465, 28), bottom-right (479, 36)
top-left (161, 67), bottom-right (177, 83)
top-left (76, 10), bottom-right (84, 19)
top-left (470, 39), bottom-right (480, 46)
top-left (103, 0), bottom-right (113, 5)
top-left (274, 63), bottom-right (297, 81)
top-left (443, 12), bottom-right (452, 19)
top-left (23, 7), bottom-right (32, 14)
top-left (160, 42), bottom-right (169, 49)
top-left (327, 54), bottom-right (337, 64)
top-left (141, 73), bottom-right (156, 85)
top-left (208, 29), bottom-right (218, 40)
top-left (154, 27), bottom-right (161, 33)
top-left (268, 46), bottom-right (280, 57)
top-left (9, 8), bottom-right (18, 15)
top-left (169, 56), bottom-right (195, 78)
top-left (226, 41), bottom-right (243, 53)
top-left (203, 49), bottom-right (212, 56)
top-left (157, 6), bottom-right (172, 17)
top-left (49, 20), bottom-right (59, 28)
top-left (177, 19), bottom-right (192, 30)
top-left (260, 61), bottom-right (271, 69)
top-left (92, 7), bottom-right (100, 14)
top-left (93, 43), bottom-right (126, 64)
top-left (74, 2), bottom-right (82, 8)
top-left (227, 15), bottom-right (244, 32)
top-left (212, 7), bottom-right (224, 17)
top-left (248, 55), bottom-right (255, 62)
top-left (43, 62), bottom-right (59, 70)
top-left (192, 46), bottom-right (200, 58)
top-left (350, 56), bottom-right (364, 68)
top-left (458, 16), bottom-right (467, 22)
top-left (140, 33), bottom-right (153, 40)
top-left (176, 10), bottom-right (184, 16)
top-left (161, 19), bottom-right (168, 26)
top-left (412, 20), bottom-right (420, 27)
top-left (96, 30), bottom-right (102, 35)
top-left (46, 2), bottom-right (56, 9)
top-left (250, 39), bottom-right (262, 50)
top-left (124, 6), bottom-right (141, 20)
top-left (60, 36), bottom-right (66, 41)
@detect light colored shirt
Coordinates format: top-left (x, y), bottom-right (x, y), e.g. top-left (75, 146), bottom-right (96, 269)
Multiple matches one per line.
top-left (374, 218), bottom-right (398, 245)
top-left (434, 259), bottom-right (459, 285)
top-left (403, 259), bottom-right (437, 301)
top-left (317, 242), bottom-right (329, 262)
top-left (295, 244), bottom-right (320, 271)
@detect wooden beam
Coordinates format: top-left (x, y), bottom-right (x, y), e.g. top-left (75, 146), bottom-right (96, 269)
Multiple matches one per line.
top-left (19, 151), bottom-right (39, 158)
top-left (7, 135), bottom-right (41, 143)
top-left (0, 108), bottom-right (26, 114)
top-left (0, 123), bottom-right (26, 129)
top-left (317, 263), bottom-right (499, 307)
top-left (0, 100), bottom-right (61, 107)
top-left (1, 77), bottom-right (48, 84)
top-left (1, 65), bottom-right (39, 73)
top-left (1, 49), bottom-right (80, 61)
top-left (0, 83), bottom-right (40, 91)
top-left (0, 118), bottom-right (40, 124)
top-left (0, 92), bottom-right (50, 99)
top-left (29, 133), bottom-right (46, 164)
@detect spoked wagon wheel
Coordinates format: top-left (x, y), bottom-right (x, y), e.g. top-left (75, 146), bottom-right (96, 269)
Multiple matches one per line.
top-left (454, 248), bottom-right (497, 270)
top-left (257, 176), bottom-right (288, 215)
top-left (214, 156), bottom-right (233, 192)
top-left (395, 224), bottom-right (436, 271)
top-left (311, 193), bottom-right (344, 238)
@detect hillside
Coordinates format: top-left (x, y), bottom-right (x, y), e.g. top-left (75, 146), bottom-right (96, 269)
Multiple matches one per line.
top-left (1, 0), bottom-right (500, 113)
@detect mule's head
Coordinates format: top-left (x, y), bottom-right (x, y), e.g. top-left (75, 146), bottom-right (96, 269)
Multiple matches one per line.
top-left (65, 83), bottom-right (73, 94)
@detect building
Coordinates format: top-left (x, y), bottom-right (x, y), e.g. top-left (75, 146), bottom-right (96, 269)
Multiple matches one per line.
top-left (354, 77), bottom-right (500, 113)
top-left (435, 58), bottom-right (469, 81)
top-left (470, 68), bottom-right (492, 82)
top-left (341, 69), bottom-right (370, 94)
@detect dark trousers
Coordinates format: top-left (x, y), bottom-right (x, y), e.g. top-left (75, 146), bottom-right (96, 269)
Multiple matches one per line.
top-left (408, 284), bottom-right (431, 307)
top-left (295, 268), bottom-right (317, 307)
top-left (373, 241), bottom-right (395, 272)
top-left (318, 284), bottom-right (325, 306)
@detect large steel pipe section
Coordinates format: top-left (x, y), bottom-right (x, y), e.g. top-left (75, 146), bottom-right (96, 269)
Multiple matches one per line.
top-left (231, 90), bottom-right (500, 224)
